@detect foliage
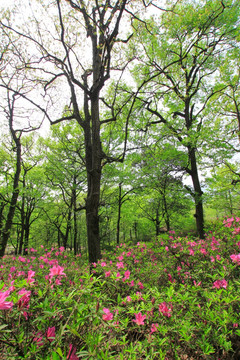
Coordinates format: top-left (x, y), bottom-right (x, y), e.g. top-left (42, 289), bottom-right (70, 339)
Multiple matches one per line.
top-left (0, 217), bottom-right (240, 359)
top-left (204, 164), bottom-right (240, 217)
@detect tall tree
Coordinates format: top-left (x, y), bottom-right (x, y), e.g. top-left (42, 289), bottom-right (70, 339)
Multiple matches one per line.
top-left (0, 0), bottom-right (147, 262)
top-left (131, 0), bottom-right (240, 238)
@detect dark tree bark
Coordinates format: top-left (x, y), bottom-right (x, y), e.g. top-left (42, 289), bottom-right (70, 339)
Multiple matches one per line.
top-left (0, 94), bottom-right (22, 257)
top-left (18, 169), bottom-right (26, 255)
top-left (64, 0), bottom-right (129, 264)
top-left (155, 207), bottom-right (161, 237)
top-left (116, 182), bottom-right (133, 244)
top-left (116, 182), bottom-right (122, 245)
top-left (188, 147), bottom-right (205, 239)
top-left (73, 175), bottom-right (78, 255)
top-left (0, 145), bottom-right (21, 256)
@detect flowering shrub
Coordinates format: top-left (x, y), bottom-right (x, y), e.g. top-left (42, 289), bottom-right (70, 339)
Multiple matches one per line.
top-left (0, 217), bottom-right (240, 359)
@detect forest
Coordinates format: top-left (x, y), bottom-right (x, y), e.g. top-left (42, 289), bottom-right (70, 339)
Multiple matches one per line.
top-left (0, 0), bottom-right (240, 359)
top-left (0, 0), bottom-right (240, 261)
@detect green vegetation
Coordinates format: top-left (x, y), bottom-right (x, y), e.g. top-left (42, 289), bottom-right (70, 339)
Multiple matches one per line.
top-left (0, 217), bottom-right (240, 359)
top-left (0, 1), bottom-right (240, 357)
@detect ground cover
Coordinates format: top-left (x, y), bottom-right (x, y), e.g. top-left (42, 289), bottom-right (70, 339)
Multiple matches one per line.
top-left (0, 217), bottom-right (240, 359)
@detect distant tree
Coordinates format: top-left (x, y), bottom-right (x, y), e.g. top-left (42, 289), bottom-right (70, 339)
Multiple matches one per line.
top-left (205, 164), bottom-right (240, 216)
top-left (42, 123), bottom-right (86, 253)
top-left (0, 91), bottom-right (41, 256)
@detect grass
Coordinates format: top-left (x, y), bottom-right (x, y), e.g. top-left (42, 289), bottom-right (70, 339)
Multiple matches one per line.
top-left (0, 216), bottom-right (240, 359)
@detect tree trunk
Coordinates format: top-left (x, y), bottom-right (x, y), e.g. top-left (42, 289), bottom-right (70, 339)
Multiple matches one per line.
top-left (155, 207), bottom-right (160, 236)
top-left (116, 182), bottom-right (122, 245)
top-left (0, 137), bottom-right (21, 257)
top-left (19, 170), bottom-right (26, 255)
top-left (23, 215), bottom-right (30, 254)
top-left (63, 204), bottom-right (73, 249)
top-left (188, 147), bottom-right (205, 239)
top-left (0, 201), bottom-right (6, 245)
top-left (84, 93), bottom-right (102, 264)
top-left (73, 176), bottom-right (78, 255)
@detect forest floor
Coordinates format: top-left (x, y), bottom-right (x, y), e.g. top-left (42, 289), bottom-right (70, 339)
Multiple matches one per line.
top-left (0, 217), bottom-right (240, 359)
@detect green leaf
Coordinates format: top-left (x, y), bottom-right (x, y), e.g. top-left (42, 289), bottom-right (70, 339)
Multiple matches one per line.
top-left (56, 348), bottom-right (63, 357)
top-left (66, 326), bottom-right (82, 339)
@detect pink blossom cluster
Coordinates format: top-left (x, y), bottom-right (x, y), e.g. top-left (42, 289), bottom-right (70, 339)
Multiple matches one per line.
top-left (102, 308), bottom-right (113, 321)
top-left (18, 289), bottom-right (31, 309)
top-left (159, 302), bottom-right (172, 317)
top-left (230, 253), bottom-right (240, 265)
top-left (212, 279), bottom-right (228, 289)
top-left (0, 290), bottom-right (13, 310)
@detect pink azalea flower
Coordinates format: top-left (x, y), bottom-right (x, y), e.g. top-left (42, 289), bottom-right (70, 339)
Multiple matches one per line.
top-left (67, 344), bottom-right (79, 360)
top-left (230, 254), bottom-right (240, 265)
top-left (105, 271), bottom-right (111, 277)
top-left (138, 281), bottom-right (144, 289)
top-left (150, 323), bottom-right (159, 333)
top-left (23, 311), bottom-right (30, 320)
top-left (132, 312), bottom-right (146, 325)
top-left (0, 291), bottom-right (13, 310)
top-left (116, 262), bottom-right (124, 269)
top-left (27, 270), bottom-right (35, 284)
top-left (115, 272), bottom-right (121, 281)
top-left (33, 332), bottom-right (44, 347)
top-left (18, 289), bottom-right (31, 309)
top-left (189, 248), bottom-right (194, 256)
top-left (17, 271), bottom-right (25, 277)
top-left (46, 326), bottom-right (56, 342)
top-left (100, 262), bottom-right (107, 267)
top-left (102, 308), bottom-right (113, 321)
top-left (213, 279), bottom-right (228, 289)
top-left (124, 270), bottom-right (130, 279)
top-left (49, 265), bottom-right (66, 278)
top-left (159, 302), bottom-right (172, 317)
top-left (200, 248), bottom-right (207, 255)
